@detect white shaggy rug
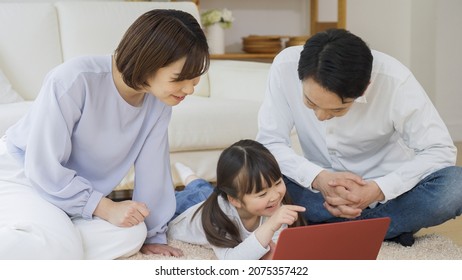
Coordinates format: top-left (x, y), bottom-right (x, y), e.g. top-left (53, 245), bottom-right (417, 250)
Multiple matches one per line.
top-left (125, 234), bottom-right (462, 260)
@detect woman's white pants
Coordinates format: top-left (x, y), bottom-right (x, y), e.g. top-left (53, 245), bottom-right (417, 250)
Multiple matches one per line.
top-left (0, 139), bottom-right (146, 259)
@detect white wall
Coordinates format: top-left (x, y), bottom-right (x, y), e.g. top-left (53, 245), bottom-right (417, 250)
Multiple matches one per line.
top-left (435, 0), bottom-right (462, 141)
top-left (347, 0), bottom-right (413, 74)
top-left (409, 0), bottom-right (436, 104)
top-left (347, 0), bottom-right (462, 141)
top-left (347, 0), bottom-right (436, 103)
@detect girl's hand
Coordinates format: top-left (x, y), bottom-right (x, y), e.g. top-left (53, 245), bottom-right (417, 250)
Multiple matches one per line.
top-left (255, 205), bottom-right (305, 248)
top-left (267, 204), bottom-right (306, 231)
top-left (140, 243), bottom-right (184, 257)
top-left (94, 197), bottom-right (150, 227)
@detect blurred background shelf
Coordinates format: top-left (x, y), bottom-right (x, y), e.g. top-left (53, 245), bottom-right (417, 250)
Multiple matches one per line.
top-left (201, 0), bottom-right (346, 62)
top-left (170, 1), bottom-right (347, 62)
top-left (210, 53), bottom-right (277, 63)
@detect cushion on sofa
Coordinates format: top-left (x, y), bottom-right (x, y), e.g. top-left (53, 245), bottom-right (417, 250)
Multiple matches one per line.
top-left (169, 96), bottom-right (261, 152)
top-left (0, 3), bottom-right (62, 101)
top-left (56, 1), bottom-right (201, 60)
top-left (208, 60), bottom-right (270, 102)
top-left (192, 73), bottom-right (210, 98)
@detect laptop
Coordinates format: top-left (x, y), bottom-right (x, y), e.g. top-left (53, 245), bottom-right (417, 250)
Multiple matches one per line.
top-left (272, 217), bottom-right (390, 260)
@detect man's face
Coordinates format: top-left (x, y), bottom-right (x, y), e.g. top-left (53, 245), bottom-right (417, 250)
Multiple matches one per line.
top-left (302, 78), bottom-right (355, 121)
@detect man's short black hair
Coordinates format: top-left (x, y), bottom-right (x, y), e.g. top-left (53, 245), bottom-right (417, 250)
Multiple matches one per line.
top-left (298, 28), bottom-right (373, 101)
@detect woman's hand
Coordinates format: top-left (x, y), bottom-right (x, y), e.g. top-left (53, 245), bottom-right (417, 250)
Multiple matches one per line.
top-left (140, 243), bottom-right (184, 257)
top-left (93, 197), bottom-right (150, 227)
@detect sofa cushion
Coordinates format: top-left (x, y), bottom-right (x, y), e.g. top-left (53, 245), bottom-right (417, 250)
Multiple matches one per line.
top-left (56, 1), bottom-right (201, 60)
top-left (208, 60), bottom-right (271, 102)
top-left (169, 96), bottom-right (261, 152)
top-left (0, 3), bottom-right (62, 100)
top-left (193, 73), bottom-right (210, 98)
top-left (0, 68), bottom-right (23, 104)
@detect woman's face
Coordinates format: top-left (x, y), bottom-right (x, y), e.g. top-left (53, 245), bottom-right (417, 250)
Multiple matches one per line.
top-left (144, 57), bottom-right (200, 106)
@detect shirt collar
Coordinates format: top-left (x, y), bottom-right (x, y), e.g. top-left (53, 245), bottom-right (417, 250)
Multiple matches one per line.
top-left (354, 77), bottom-right (375, 104)
top-left (355, 94), bottom-right (368, 104)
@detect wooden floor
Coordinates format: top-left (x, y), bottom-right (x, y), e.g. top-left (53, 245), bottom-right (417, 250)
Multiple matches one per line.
top-left (416, 141), bottom-right (462, 246)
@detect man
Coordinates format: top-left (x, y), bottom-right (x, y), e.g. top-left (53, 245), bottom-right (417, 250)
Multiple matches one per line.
top-left (256, 28), bottom-right (462, 246)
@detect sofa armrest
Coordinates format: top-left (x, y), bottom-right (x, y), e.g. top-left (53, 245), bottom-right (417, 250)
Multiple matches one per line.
top-left (0, 101), bottom-right (33, 136)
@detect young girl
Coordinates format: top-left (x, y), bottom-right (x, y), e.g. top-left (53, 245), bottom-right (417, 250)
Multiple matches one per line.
top-left (0, 9), bottom-right (208, 259)
top-left (168, 139), bottom-right (306, 260)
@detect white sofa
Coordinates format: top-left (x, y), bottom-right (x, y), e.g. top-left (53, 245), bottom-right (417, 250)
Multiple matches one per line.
top-left (0, 1), bottom-right (273, 189)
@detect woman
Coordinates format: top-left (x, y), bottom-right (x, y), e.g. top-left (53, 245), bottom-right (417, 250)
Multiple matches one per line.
top-left (0, 9), bottom-right (209, 259)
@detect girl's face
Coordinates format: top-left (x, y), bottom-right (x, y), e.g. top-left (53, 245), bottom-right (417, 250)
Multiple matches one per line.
top-left (144, 56), bottom-right (200, 106)
top-left (238, 178), bottom-right (287, 218)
